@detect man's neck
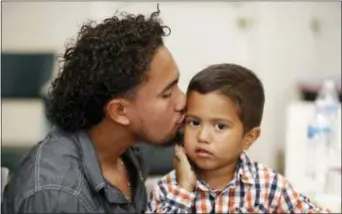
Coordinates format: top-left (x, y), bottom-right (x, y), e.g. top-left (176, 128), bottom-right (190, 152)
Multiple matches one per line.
top-left (197, 159), bottom-right (239, 191)
top-left (88, 120), bottom-right (136, 169)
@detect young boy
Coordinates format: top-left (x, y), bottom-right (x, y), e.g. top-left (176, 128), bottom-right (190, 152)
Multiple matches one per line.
top-left (147, 63), bottom-right (330, 213)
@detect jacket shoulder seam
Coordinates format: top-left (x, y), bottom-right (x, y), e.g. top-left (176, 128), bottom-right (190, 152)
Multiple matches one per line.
top-left (20, 186), bottom-right (94, 213)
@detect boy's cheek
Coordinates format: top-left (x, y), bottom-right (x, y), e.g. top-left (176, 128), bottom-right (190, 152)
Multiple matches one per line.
top-left (182, 138), bottom-right (192, 153)
top-left (183, 129), bottom-right (199, 152)
top-left (183, 131), bottom-right (194, 146)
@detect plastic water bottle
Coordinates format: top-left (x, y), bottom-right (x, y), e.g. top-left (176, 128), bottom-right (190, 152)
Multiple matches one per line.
top-left (316, 80), bottom-right (341, 137)
top-left (317, 80), bottom-right (341, 167)
top-left (305, 80), bottom-right (341, 195)
top-left (306, 109), bottom-right (331, 194)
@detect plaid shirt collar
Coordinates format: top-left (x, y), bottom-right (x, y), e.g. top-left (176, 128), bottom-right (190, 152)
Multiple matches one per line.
top-left (196, 152), bottom-right (255, 192)
top-left (238, 152), bottom-right (256, 185)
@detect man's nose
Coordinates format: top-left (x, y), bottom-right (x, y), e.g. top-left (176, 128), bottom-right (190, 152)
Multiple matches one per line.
top-left (175, 88), bottom-right (186, 112)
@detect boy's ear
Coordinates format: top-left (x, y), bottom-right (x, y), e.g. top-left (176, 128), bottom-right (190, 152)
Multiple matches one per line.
top-left (242, 127), bottom-right (261, 151)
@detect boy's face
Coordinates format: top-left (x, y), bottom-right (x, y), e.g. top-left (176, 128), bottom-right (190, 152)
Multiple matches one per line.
top-left (184, 91), bottom-right (254, 171)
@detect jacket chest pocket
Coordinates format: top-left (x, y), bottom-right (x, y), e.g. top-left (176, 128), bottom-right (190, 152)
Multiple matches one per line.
top-left (102, 202), bottom-right (136, 213)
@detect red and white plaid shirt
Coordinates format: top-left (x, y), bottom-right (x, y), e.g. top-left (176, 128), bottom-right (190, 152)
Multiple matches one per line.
top-left (147, 152), bottom-right (330, 213)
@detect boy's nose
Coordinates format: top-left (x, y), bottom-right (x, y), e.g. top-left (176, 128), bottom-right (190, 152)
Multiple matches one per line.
top-left (197, 126), bottom-right (211, 144)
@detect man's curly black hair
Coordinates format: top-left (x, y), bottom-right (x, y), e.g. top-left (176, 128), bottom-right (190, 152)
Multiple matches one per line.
top-left (46, 7), bottom-right (170, 132)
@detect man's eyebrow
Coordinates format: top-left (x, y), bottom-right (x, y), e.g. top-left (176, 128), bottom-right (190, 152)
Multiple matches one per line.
top-left (159, 77), bottom-right (179, 95)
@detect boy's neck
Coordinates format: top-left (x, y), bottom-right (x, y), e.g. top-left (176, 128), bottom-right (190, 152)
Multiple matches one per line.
top-left (197, 159), bottom-right (239, 192)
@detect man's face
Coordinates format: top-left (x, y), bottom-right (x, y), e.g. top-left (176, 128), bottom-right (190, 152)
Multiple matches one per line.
top-left (126, 46), bottom-right (186, 145)
top-left (183, 91), bottom-right (245, 170)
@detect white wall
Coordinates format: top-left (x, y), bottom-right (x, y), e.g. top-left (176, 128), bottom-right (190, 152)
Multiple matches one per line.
top-left (251, 2), bottom-right (341, 171)
top-left (1, 2), bottom-right (341, 171)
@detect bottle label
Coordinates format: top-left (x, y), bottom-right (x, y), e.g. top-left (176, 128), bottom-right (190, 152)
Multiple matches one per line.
top-left (308, 125), bottom-right (332, 139)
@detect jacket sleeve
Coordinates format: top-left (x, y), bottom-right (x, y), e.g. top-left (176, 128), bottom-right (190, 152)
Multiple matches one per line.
top-left (16, 189), bottom-right (93, 213)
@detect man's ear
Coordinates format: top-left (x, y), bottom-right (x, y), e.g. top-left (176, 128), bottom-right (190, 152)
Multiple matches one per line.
top-left (242, 127), bottom-right (261, 151)
top-left (105, 99), bottom-right (131, 126)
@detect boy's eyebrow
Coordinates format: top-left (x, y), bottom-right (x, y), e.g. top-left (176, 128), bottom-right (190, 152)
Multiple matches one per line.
top-left (185, 113), bottom-right (199, 119)
top-left (210, 117), bottom-right (234, 125)
top-left (186, 114), bottom-right (234, 124)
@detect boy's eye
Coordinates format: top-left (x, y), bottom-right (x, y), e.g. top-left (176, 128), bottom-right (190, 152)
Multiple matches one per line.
top-left (187, 119), bottom-right (200, 127)
top-left (214, 123), bottom-right (227, 131)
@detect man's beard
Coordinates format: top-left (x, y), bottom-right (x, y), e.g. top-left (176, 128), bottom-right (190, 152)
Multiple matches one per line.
top-left (140, 128), bottom-right (183, 147)
top-left (160, 128), bottom-right (184, 147)
top-left (136, 124), bottom-right (182, 147)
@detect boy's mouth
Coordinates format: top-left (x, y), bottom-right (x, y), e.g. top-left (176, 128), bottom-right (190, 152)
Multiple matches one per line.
top-left (195, 148), bottom-right (213, 158)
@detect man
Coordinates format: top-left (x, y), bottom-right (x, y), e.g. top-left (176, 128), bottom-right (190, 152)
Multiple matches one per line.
top-left (2, 7), bottom-right (185, 213)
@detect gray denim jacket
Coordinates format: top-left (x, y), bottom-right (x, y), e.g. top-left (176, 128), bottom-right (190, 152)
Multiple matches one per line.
top-left (1, 127), bottom-right (148, 213)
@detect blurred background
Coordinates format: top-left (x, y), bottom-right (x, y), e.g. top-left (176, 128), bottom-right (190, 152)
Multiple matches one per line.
top-left (1, 1), bottom-right (341, 210)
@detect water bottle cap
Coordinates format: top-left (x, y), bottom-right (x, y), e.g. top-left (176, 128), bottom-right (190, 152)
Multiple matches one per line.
top-left (323, 80), bottom-right (336, 90)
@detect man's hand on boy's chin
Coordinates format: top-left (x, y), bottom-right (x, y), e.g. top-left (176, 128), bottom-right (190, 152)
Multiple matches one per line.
top-left (174, 144), bottom-right (197, 192)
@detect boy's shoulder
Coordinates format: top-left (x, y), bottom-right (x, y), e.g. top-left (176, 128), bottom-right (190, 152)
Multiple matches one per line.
top-left (154, 154), bottom-right (292, 191)
top-left (149, 170), bottom-right (180, 196)
top-left (156, 170), bottom-right (177, 186)
top-left (241, 153), bottom-right (289, 189)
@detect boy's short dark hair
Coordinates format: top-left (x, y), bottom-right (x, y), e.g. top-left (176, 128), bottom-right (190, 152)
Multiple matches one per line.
top-left (187, 63), bottom-right (265, 132)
